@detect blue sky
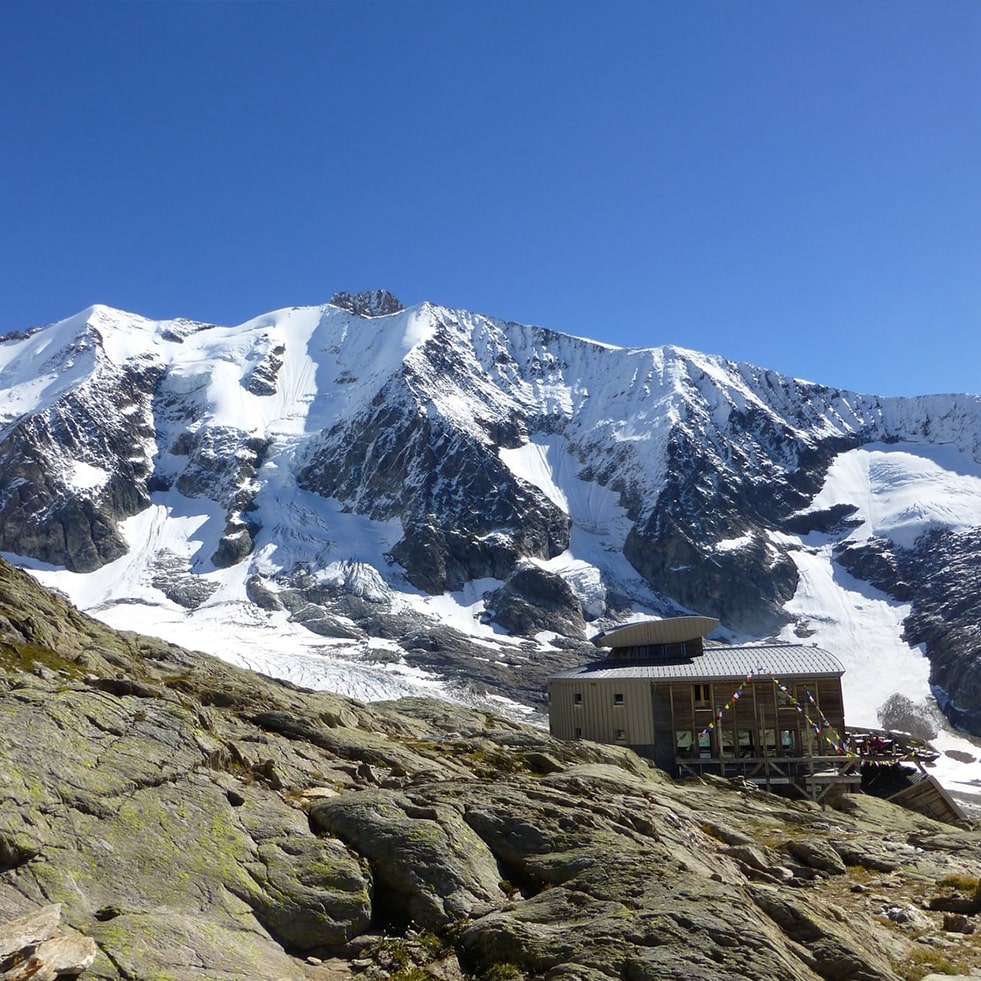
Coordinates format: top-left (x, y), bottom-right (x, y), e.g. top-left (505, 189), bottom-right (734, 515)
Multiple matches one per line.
top-left (3, 1), bottom-right (978, 397)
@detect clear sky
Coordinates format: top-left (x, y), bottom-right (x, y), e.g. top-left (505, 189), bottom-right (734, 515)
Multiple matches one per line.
top-left (3, 1), bottom-right (978, 397)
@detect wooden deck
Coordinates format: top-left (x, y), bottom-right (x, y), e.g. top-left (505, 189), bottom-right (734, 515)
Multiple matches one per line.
top-left (676, 754), bottom-right (862, 801)
top-left (678, 748), bottom-right (969, 824)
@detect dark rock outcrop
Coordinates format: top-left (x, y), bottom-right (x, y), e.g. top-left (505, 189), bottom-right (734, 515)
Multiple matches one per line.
top-left (243, 343), bottom-right (285, 396)
top-left (0, 362), bottom-right (159, 572)
top-left (299, 378), bottom-right (570, 595)
top-left (482, 564), bottom-right (587, 637)
top-left (834, 529), bottom-right (981, 735)
top-left (329, 290), bottom-right (405, 318)
top-left (898, 528), bottom-right (981, 736)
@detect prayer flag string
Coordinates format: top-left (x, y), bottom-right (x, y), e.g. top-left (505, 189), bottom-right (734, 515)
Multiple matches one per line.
top-left (693, 672), bottom-right (926, 766)
top-left (699, 675), bottom-right (752, 738)
top-left (697, 672), bottom-right (856, 757)
top-left (772, 677), bottom-right (854, 757)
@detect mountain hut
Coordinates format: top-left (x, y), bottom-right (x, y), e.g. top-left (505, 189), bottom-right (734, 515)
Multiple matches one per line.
top-left (547, 616), bottom-right (859, 800)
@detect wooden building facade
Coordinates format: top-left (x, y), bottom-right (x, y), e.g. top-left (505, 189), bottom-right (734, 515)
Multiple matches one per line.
top-left (548, 616), bottom-right (857, 798)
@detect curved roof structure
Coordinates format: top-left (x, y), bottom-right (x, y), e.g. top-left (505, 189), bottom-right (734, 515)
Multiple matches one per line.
top-left (592, 615), bottom-right (719, 649)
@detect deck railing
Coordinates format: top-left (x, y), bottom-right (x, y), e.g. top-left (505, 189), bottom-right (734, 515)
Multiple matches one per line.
top-left (676, 754), bottom-right (862, 801)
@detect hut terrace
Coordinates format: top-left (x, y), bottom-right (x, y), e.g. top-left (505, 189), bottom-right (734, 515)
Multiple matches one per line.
top-left (548, 615), bottom-right (860, 800)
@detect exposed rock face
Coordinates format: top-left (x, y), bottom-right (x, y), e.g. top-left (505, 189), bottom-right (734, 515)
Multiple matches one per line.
top-left (298, 369), bottom-right (570, 595)
top-left (619, 420), bottom-right (860, 635)
top-left (836, 529), bottom-right (981, 735)
top-left (482, 564), bottom-right (587, 637)
top-left (834, 537), bottom-right (914, 603)
top-left (210, 518), bottom-right (259, 569)
top-left (2, 555), bottom-right (981, 980)
top-left (877, 693), bottom-right (944, 742)
top-left (0, 360), bottom-right (159, 572)
top-left (626, 520), bottom-right (800, 636)
top-left (149, 549), bottom-right (220, 608)
top-left (173, 428), bottom-right (268, 512)
top-left (329, 290), bottom-right (405, 317)
top-left (310, 789), bottom-right (506, 928)
top-left (243, 342), bottom-right (285, 396)
top-left (898, 527), bottom-right (981, 735)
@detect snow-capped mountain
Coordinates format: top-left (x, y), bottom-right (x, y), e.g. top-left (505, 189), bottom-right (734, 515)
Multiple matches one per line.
top-left (3, 291), bottom-right (981, 782)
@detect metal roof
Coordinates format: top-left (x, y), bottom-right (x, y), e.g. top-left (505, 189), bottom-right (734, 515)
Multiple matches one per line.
top-left (592, 615), bottom-right (720, 649)
top-left (549, 642), bottom-right (845, 682)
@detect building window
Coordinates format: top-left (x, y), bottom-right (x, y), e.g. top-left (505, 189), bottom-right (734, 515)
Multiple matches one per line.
top-left (737, 730), bottom-right (756, 757)
top-left (617, 641), bottom-right (689, 660)
top-left (780, 729), bottom-right (797, 755)
top-left (613, 693), bottom-right (624, 705)
top-left (720, 730), bottom-right (735, 758)
top-left (697, 730), bottom-right (712, 759)
top-left (574, 692), bottom-right (583, 705)
top-left (574, 727), bottom-right (583, 739)
top-left (675, 730), bottom-right (694, 758)
top-left (693, 683), bottom-right (711, 708)
top-left (615, 729), bottom-right (627, 742)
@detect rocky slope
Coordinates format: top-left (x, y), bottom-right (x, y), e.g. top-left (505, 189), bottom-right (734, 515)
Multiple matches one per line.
top-left (2, 293), bottom-right (981, 737)
top-left (837, 528), bottom-right (981, 736)
top-left (2, 555), bottom-right (981, 981)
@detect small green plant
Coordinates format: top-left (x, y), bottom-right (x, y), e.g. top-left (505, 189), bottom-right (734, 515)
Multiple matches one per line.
top-left (367, 929), bottom-right (451, 977)
top-left (368, 935), bottom-right (411, 970)
top-left (845, 864), bottom-right (874, 884)
top-left (938, 872), bottom-right (979, 892)
top-left (390, 968), bottom-right (429, 981)
top-left (414, 930), bottom-right (447, 960)
top-left (478, 964), bottom-right (524, 981)
top-left (441, 918), bottom-right (468, 947)
top-left (895, 945), bottom-right (966, 981)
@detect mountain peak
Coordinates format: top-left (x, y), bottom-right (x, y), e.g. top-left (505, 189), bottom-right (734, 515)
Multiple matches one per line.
top-left (329, 289), bottom-right (405, 318)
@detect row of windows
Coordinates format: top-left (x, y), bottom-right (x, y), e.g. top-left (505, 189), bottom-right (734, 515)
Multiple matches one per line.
top-left (569, 684), bottom-right (716, 706)
top-left (571, 685), bottom-right (825, 710)
top-left (573, 727), bottom-right (628, 742)
top-left (609, 641), bottom-right (689, 660)
top-left (571, 727), bottom-right (802, 756)
top-left (574, 692), bottom-right (624, 705)
top-left (574, 687), bottom-right (717, 706)
top-left (676, 727), bottom-right (800, 758)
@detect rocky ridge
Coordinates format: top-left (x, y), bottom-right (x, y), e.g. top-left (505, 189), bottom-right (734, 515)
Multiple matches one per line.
top-left (2, 555), bottom-right (981, 981)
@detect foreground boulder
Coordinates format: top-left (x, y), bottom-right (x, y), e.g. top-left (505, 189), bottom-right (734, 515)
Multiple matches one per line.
top-left (0, 904), bottom-right (97, 980)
